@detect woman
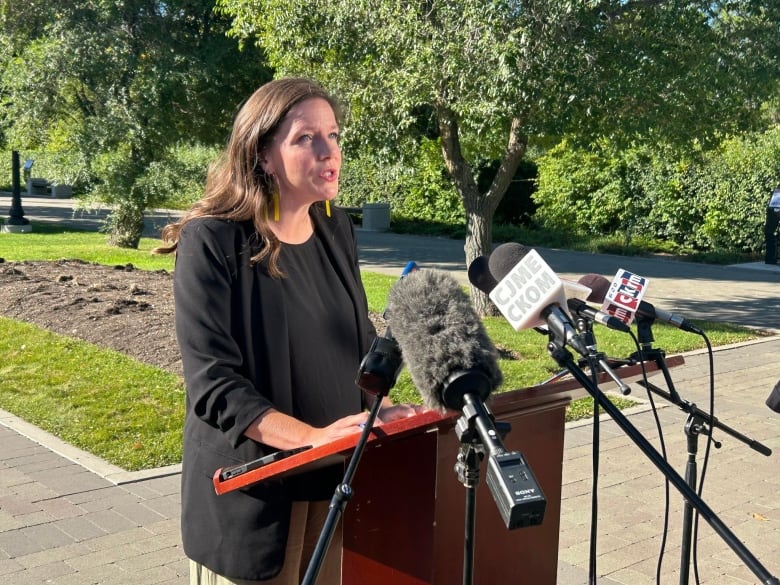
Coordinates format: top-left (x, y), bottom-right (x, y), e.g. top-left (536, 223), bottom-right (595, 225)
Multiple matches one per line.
top-left (157, 77), bottom-right (416, 584)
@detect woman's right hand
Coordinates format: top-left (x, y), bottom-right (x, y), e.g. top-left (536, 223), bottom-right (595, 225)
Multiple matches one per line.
top-left (245, 409), bottom-right (369, 450)
top-left (304, 412), bottom-right (371, 447)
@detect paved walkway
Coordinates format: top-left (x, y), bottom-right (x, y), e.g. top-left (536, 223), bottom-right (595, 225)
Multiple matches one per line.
top-left (1, 194), bottom-right (780, 584)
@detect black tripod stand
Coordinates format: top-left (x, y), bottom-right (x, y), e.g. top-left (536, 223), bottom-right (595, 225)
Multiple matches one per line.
top-left (445, 371), bottom-right (546, 585)
top-left (302, 335), bottom-right (403, 585)
top-left (546, 336), bottom-right (779, 585)
top-left (631, 348), bottom-right (773, 584)
top-left (628, 313), bottom-right (774, 584)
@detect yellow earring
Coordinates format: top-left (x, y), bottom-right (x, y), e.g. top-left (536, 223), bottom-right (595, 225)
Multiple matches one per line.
top-left (325, 200), bottom-right (331, 217)
top-left (266, 175), bottom-right (280, 222)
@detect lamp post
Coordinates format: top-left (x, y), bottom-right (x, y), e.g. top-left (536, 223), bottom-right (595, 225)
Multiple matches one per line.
top-left (2, 151), bottom-right (32, 233)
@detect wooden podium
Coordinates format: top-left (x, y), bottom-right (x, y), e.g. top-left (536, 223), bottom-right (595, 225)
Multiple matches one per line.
top-left (213, 357), bottom-right (682, 584)
top-left (341, 383), bottom-right (572, 585)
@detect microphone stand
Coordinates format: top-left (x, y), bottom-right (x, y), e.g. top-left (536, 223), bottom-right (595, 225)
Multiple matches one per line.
top-left (301, 336), bottom-right (401, 585)
top-left (453, 414), bottom-right (491, 585)
top-left (300, 393), bottom-right (384, 585)
top-left (446, 370), bottom-right (546, 585)
top-left (574, 316), bottom-right (629, 585)
top-left (638, 377), bottom-right (774, 585)
top-left (627, 314), bottom-right (773, 585)
top-left (546, 338), bottom-right (779, 585)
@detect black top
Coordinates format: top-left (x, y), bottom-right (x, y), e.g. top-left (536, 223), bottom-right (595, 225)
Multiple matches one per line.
top-left (280, 235), bottom-right (362, 427)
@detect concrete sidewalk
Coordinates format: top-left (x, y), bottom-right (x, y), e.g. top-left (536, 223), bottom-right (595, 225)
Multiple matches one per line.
top-left (1, 194), bottom-right (780, 584)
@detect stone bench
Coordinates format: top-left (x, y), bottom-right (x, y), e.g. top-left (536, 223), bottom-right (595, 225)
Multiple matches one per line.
top-left (339, 203), bottom-right (390, 231)
top-left (27, 177), bottom-right (49, 196)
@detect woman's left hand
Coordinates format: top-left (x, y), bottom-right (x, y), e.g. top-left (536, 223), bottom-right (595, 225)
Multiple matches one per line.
top-left (377, 403), bottom-right (427, 424)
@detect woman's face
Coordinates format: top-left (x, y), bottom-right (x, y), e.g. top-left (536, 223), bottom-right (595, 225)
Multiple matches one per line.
top-left (262, 97), bottom-right (341, 207)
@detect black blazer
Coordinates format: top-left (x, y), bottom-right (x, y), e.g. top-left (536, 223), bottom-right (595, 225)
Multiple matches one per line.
top-left (174, 207), bottom-right (375, 580)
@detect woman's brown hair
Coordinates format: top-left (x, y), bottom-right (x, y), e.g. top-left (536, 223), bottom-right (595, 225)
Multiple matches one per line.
top-left (155, 77), bottom-right (342, 277)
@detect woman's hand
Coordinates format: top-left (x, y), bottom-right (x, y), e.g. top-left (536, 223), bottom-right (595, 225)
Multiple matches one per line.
top-left (304, 413), bottom-right (372, 447)
top-left (377, 403), bottom-right (426, 424)
top-left (246, 402), bottom-right (428, 451)
top-left (246, 409), bottom-right (369, 450)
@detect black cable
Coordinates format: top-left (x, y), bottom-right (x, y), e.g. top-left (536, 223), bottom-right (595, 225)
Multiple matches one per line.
top-left (625, 329), bottom-right (672, 585)
top-left (692, 332), bottom-right (715, 585)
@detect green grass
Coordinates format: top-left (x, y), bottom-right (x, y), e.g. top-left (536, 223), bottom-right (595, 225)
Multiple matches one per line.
top-left (0, 317), bottom-right (183, 470)
top-left (0, 223), bottom-right (176, 270)
top-left (0, 225), bottom-right (767, 470)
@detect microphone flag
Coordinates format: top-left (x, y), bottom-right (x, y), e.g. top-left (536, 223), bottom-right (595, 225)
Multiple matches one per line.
top-left (601, 269), bottom-right (650, 326)
top-left (488, 248), bottom-right (569, 331)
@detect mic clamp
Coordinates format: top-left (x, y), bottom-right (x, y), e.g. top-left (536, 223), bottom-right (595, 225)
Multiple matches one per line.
top-left (454, 393), bottom-right (546, 530)
top-left (355, 336), bottom-right (403, 397)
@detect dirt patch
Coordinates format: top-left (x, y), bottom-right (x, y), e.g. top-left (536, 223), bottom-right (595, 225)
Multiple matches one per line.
top-left (0, 259), bottom-right (388, 379)
top-left (0, 259), bottom-right (183, 376)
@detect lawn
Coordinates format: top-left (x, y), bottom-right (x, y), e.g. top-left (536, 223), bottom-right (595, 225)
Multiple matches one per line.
top-left (0, 226), bottom-right (764, 470)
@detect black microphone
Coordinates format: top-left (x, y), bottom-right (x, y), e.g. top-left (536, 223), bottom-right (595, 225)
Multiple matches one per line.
top-left (637, 300), bottom-right (703, 335)
top-left (767, 380), bottom-right (780, 414)
top-left (566, 274), bottom-right (631, 333)
top-left (386, 269), bottom-right (545, 529)
top-left (566, 298), bottom-right (631, 333)
top-left (467, 255), bottom-right (498, 294)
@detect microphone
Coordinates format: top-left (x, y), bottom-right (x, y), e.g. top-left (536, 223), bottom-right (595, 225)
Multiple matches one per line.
top-left (487, 243), bottom-right (589, 356)
top-left (559, 274), bottom-right (631, 333)
top-left (467, 255), bottom-right (498, 293)
top-left (578, 273), bottom-right (611, 303)
top-left (766, 380), bottom-right (780, 414)
top-left (469, 253), bottom-right (613, 335)
top-left (638, 301), bottom-right (703, 335)
top-left (386, 269), bottom-right (502, 411)
top-left (356, 261), bottom-right (418, 396)
top-left (487, 245), bottom-right (632, 393)
top-left (597, 270), bottom-right (704, 335)
top-left (567, 298), bottom-right (631, 333)
top-left (386, 269), bottom-right (546, 529)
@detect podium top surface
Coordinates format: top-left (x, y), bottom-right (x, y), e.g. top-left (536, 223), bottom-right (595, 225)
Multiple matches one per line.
top-left (211, 354), bottom-right (683, 495)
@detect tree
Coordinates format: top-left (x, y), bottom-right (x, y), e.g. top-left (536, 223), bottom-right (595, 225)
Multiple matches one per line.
top-left (217, 0), bottom-right (779, 314)
top-left (1, 0), bottom-right (271, 246)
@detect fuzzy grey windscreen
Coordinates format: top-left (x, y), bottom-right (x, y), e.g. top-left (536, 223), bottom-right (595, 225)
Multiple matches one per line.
top-left (385, 269), bottom-right (503, 411)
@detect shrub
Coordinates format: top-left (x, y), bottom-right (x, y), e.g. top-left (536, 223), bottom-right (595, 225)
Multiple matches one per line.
top-left (699, 128), bottom-right (780, 252)
top-left (135, 143), bottom-right (218, 209)
top-left (340, 138), bottom-right (463, 224)
top-left (533, 127), bottom-right (780, 254)
top-left (533, 140), bottom-right (625, 235)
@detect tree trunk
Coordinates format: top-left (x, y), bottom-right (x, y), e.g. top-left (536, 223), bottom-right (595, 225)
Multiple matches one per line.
top-left (107, 202), bottom-right (145, 248)
top-left (438, 106), bottom-right (528, 316)
top-left (464, 202), bottom-right (498, 316)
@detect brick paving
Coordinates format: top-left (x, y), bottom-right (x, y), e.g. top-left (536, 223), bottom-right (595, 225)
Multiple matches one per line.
top-left (557, 337), bottom-right (780, 584)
